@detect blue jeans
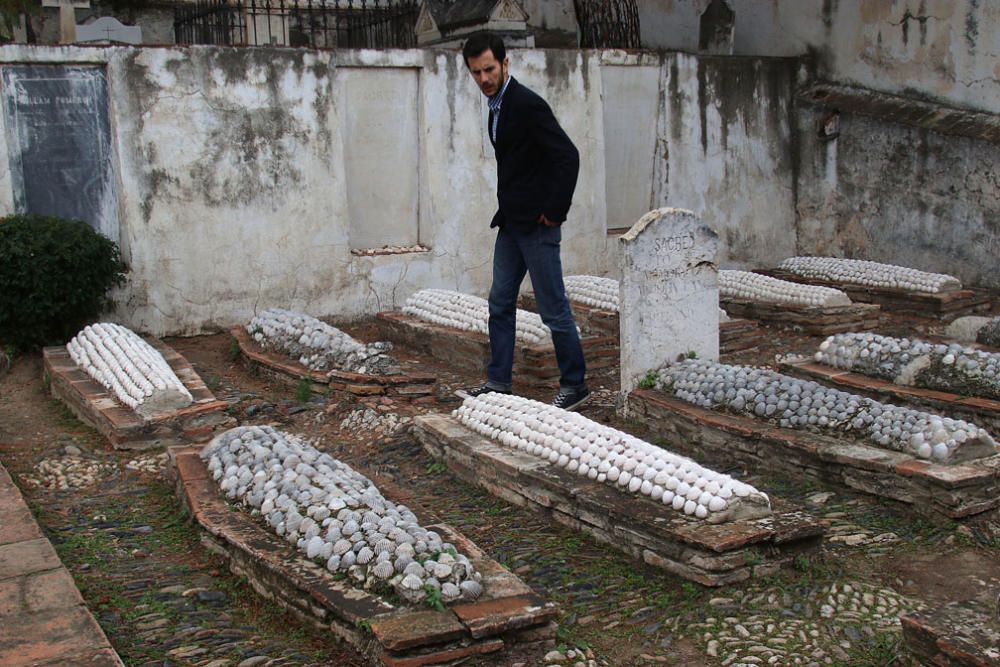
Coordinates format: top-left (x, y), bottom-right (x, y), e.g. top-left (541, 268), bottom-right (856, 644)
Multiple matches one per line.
top-left (486, 224), bottom-right (586, 390)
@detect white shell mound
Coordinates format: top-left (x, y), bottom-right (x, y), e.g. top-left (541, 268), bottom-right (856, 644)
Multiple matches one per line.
top-left (815, 332), bottom-right (1000, 401)
top-left (564, 275), bottom-right (620, 312)
top-left (720, 270), bottom-right (851, 308)
top-left (66, 322), bottom-right (193, 418)
top-left (248, 308), bottom-right (398, 375)
top-left (778, 257), bottom-right (961, 294)
top-left (658, 359), bottom-right (996, 464)
top-left (402, 288), bottom-right (553, 346)
top-left (201, 426), bottom-right (483, 605)
top-left (452, 393), bottom-right (771, 523)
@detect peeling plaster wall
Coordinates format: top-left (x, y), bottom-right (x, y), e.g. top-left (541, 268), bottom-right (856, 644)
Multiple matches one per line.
top-left (656, 53), bottom-right (797, 271)
top-left (796, 110), bottom-right (1000, 290)
top-left (0, 45), bottom-right (794, 335)
top-left (641, 0), bottom-right (1000, 115)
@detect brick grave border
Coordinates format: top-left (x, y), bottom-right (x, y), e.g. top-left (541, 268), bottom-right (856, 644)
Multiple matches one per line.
top-left (168, 446), bottom-right (559, 667)
top-left (231, 327), bottom-right (437, 402)
top-left (374, 312), bottom-right (617, 388)
top-left (413, 414), bottom-right (826, 587)
top-left (781, 358), bottom-right (1000, 435)
top-left (901, 600), bottom-right (1000, 667)
top-left (757, 269), bottom-right (993, 321)
top-left (0, 461), bottom-right (124, 666)
top-left (517, 294), bottom-right (765, 356)
top-left (43, 341), bottom-right (234, 451)
top-left (625, 389), bottom-right (1000, 520)
top-left (719, 298), bottom-right (881, 336)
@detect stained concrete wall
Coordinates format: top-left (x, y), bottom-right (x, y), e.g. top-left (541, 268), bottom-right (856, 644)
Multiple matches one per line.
top-left (641, 0), bottom-right (1000, 115)
top-left (796, 108), bottom-right (1000, 290)
top-left (0, 45), bottom-right (794, 335)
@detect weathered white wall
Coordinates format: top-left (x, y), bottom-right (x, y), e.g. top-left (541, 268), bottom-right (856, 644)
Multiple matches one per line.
top-left (655, 52), bottom-right (798, 271)
top-left (641, 0), bottom-right (1000, 114)
top-left (796, 108), bottom-right (1000, 290)
top-left (0, 45), bottom-right (795, 335)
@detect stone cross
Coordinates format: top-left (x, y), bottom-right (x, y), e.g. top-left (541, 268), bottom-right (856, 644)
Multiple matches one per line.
top-left (618, 207), bottom-right (720, 406)
top-left (42, 0), bottom-right (90, 44)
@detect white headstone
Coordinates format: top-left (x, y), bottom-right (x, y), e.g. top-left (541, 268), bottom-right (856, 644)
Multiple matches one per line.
top-left (76, 16), bottom-right (142, 45)
top-left (619, 207), bottom-right (720, 403)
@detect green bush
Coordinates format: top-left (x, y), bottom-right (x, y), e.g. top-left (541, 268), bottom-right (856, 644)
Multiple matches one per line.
top-left (0, 214), bottom-right (127, 350)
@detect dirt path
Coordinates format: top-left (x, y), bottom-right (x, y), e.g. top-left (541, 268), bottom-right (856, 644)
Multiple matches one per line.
top-left (2, 313), bottom-right (999, 666)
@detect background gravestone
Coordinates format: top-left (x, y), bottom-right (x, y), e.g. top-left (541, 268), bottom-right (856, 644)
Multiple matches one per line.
top-left (618, 207), bottom-right (719, 406)
top-left (2, 65), bottom-right (118, 240)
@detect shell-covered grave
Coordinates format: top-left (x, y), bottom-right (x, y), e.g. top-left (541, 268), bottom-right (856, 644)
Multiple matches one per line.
top-left (721, 270), bottom-right (851, 308)
top-left (453, 393), bottom-right (771, 523)
top-left (248, 308), bottom-right (398, 375)
top-left (815, 332), bottom-right (1000, 402)
top-left (563, 275), bottom-right (620, 312)
top-left (67, 322), bottom-right (193, 418)
top-left (201, 425), bottom-right (483, 606)
top-left (778, 256), bottom-right (961, 294)
top-left (402, 288), bottom-right (554, 346)
top-left (656, 359), bottom-right (997, 464)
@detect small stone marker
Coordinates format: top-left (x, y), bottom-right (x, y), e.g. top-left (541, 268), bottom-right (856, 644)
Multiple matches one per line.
top-left (619, 207), bottom-right (719, 405)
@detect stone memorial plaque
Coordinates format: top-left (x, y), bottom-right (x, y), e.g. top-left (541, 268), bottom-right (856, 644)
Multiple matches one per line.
top-left (619, 207), bottom-right (719, 400)
top-left (2, 65), bottom-right (118, 239)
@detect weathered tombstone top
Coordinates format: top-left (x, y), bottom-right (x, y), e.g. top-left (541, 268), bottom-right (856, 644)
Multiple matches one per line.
top-left (415, 0), bottom-right (534, 47)
top-left (618, 207), bottom-right (720, 404)
top-left (76, 16), bottom-right (142, 45)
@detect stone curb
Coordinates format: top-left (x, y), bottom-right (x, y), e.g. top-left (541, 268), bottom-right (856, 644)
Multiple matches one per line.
top-left (43, 340), bottom-right (234, 450)
top-left (168, 445), bottom-right (559, 666)
top-left (626, 389), bottom-right (1000, 519)
top-left (721, 298), bottom-right (881, 336)
top-left (901, 600), bottom-right (1000, 666)
top-left (0, 461), bottom-right (124, 666)
top-left (412, 413), bottom-right (826, 587)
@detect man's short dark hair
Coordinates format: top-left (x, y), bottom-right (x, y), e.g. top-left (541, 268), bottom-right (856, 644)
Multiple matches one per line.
top-left (462, 32), bottom-right (506, 66)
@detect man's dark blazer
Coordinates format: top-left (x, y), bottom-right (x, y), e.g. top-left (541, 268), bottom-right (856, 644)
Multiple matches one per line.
top-left (488, 77), bottom-right (580, 230)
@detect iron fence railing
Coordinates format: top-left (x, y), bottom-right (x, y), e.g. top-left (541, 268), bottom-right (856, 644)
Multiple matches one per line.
top-left (174, 0), bottom-right (419, 48)
top-left (574, 0), bottom-right (640, 49)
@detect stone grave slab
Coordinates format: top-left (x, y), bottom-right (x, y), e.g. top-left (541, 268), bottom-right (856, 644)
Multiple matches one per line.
top-left (619, 208), bottom-right (719, 397)
top-left (412, 414), bottom-right (825, 587)
top-left (373, 311), bottom-right (618, 388)
top-left (231, 326), bottom-right (436, 402)
top-left (168, 447), bottom-right (557, 667)
top-left (626, 388), bottom-right (1000, 520)
top-left (759, 269), bottom-right (992, 321)
top-left (43, 341), bottom-right (233, 450)
top-left (781, 358), bottom-right (1000, 435)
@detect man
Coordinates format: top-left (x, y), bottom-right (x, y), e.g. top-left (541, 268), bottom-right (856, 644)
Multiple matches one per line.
top-left (460, 32), bottom-right (590, 411)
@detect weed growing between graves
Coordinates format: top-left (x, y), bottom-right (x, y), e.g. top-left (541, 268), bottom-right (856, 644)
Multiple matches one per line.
top-left (228, 334), bottom-right (241, 362)
top-left (638, 370), bottom-right (658, 389)
top-left (832, 629), bottom-right (901, 667)
top-left (295, 377), bottom-right (313, 402)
